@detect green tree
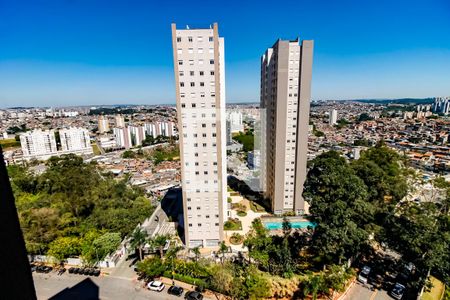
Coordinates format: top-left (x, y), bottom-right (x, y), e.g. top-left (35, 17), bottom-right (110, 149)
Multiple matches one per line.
top-left (136, 257), bottom-right (167, 279)
top-left (303, 151), bottom-right (375, 266)
top-left (47, 236), bottom-right (82, 261)
top-left (149, 234), bottom-right (169, 259)
top-left (130, 228), bottom-right (148, 260)
top-left (92, 232), bottom-right (121, 260)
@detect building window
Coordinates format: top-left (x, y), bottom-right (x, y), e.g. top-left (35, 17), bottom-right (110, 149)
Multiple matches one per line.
top-left (190, 82), bottom-right (195, 87)
top-left (188, 48), bottom-right (194, 53)
top-left (199, 59), bottom-right (204, 65)
top-left (200, 82), bottom-right (204, 87)
top-left (189, 60), bottom-right (194, 65)
top-left (181, 104), bottom-right (185, 108)
top-left (188, 206), bottom-right (192, 210)
top-left (199, 71), bottom-right (204, 76)
top-left (180, 82), bottom-right (184, 87)
top-left (177, 49), bottom-right (182, 54)
top-left (202, 124), bottom-right (206, 128)
top-left (188, 36), bottom-right (193, 42)
top-left (188, 223), bottom-right (192, 227)
top-left (192, 103), bottom-right (196, 108)
top-left (198, 48), bottom-right (203, 54)
top-left (178, 60), bottom-right (183, 65)
top-left (197, 36), bottom-right (203, 42)
top-left (212, 133), bottom-right (216, 137)
top-left (209, 36), bottom-right (213, 42)
top-left (179, 71), bottom-right (184, 76)
top-left (210, 71), bottom-right (214, 75)
top-left (209, 48), bottom-right (214, 53)
top-left (210, 59), bottom-right (214, 64)
top-left (177, 37), bottom-right (181, 42)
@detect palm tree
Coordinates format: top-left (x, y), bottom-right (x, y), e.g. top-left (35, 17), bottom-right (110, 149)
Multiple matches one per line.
top-left (218, 241), bottom-right (228, 265)
top-left (149, 234), bottom-right (169, 259)
top-left (129, 228), bottom-right (148, 261)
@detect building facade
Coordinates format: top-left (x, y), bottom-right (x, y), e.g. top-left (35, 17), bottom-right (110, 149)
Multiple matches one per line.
top-left (129, 125), bottom-right (146, 146)
top-left (20, 129), bottom-right (58, 160)
top-left (98, 115), bottom-right (110, 134)
top-left (329, 109), bottom-right (337, 125)
top-left (260, 38), bottom-right (314, 215)
top-left (172, 23), bottom-right (227, 248)
top-left (113, 127), bottom-right (132, 149)
top-left (115, 115), bottom-right (125, 128)
top-left (432, 97), bottom-right (450, 115)
top-left (59, 127), bottom-right (93, 155)
top-left (227, 110), bottom-right (244, 133)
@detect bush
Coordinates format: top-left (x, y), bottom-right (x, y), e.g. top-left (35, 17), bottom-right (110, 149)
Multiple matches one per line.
top-left (227, 197), bottom-right (232, 203)
top-left (230, 233), bottom-right (243, 245)
top-left (224, 219), bottom-right (242, 231)
top-left (237, 211), bottom-right (247, 217)
top-left (163, 271), bottom-right (208, 288)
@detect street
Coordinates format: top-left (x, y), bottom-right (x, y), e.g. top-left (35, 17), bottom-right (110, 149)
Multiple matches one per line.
top-left (344, 281), bottom-right (394, 300)
top-left (33, 272), bottom-right (202, 300)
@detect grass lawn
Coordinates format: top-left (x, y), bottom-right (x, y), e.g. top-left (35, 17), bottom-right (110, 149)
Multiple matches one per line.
top-left (224, 219), bottom-right (242, 231)
top-left (422, 276), bottom-right (445, 300)
top-left (0, 138), bottom-right (21, 150)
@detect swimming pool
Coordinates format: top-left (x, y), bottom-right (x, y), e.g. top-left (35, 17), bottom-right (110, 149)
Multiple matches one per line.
top-left (264, 221), bottom-right (315, 230)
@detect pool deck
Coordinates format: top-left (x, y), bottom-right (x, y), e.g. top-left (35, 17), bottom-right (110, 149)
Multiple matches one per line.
top-left (260, 216), bottom-right (312, 223)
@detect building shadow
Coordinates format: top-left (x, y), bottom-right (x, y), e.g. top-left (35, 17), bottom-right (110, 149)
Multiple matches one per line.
top-left (160, 187), bottom-right (185, 242)
top-left (227, 175), bottom-right (271, 211)
top-left (49, 277), bottom-right (99, 300)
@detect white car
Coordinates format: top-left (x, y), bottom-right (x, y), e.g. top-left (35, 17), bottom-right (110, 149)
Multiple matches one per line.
top-left (357, 266), bottom-right (371, 284)
top-left (147, 280), bottom-right (165, 292)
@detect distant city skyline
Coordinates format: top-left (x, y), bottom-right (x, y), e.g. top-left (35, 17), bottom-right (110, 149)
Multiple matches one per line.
top-left (1, 0), bottom-right (450, 108)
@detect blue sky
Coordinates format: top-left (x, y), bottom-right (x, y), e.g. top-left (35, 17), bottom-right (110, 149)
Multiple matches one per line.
top-left (0, 0), bottom-right (449, 107)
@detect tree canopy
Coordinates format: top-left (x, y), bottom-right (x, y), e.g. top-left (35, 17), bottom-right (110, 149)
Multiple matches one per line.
top-left (9, 154), bottom-right (154, 260)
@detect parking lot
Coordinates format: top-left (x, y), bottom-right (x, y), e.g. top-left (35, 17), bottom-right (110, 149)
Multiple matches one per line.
top-left (33, 272), bottom-right (209, 300)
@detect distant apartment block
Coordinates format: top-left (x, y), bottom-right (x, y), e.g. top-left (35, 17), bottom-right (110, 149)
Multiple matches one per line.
top-left (260, 38), bottom-right (314, 215)
top-left (329, 109), bottom-right (338, 125)
top-left (145, 121), bottom-right (176, 137)
top-left (172, 23), bottom-right (227, 248)
top-left (115, 115), bottom-right (125, 128)
top-left (432, 97), bottom-right (450, 115)
top-left (59, 127), bottom-right (93, 155)
top-left (129, 125), bottom-right (146, 146)
top-left (98, 115), bottom-right (110, 134)
top-left (227, 110), bottom-right (244, 133)
top-left (20, 129), bottom-right (58, 160)
top-left (113, 127), bottom-right (132, 149)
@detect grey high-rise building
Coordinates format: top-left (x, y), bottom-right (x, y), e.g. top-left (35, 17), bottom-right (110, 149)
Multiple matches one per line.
top-left (260, 38), bottom-right (314, 215)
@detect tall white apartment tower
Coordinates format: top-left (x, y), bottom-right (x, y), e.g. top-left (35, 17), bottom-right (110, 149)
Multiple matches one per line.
top-left (261, 38), bottom-right (314, 215)
top-left (329, 109), bottom-right (338, 125)
top-left (172, 23), bottom-right (227, 248)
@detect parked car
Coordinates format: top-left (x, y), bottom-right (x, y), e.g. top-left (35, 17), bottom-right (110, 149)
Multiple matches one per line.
top-left (93, 269), bottom-right (101, 277)
top-left (390, 282), bottom-right (406, 300)
top-left (168, 285), bottom-right (184, 296)
top-left (357, 266), bottom-right (371, 284)
top-left (370, 274), bottom-right (383, 289)
top-left (147, 281), bottom-right (165, 292)
top-left (185, 291), bottom-right (204, 300)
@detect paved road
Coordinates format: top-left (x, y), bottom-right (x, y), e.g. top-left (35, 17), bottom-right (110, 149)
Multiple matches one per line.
top-left (344, 281), bottom-right (394, 300)
top-left (33, 272), bottom-right (196, 300)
